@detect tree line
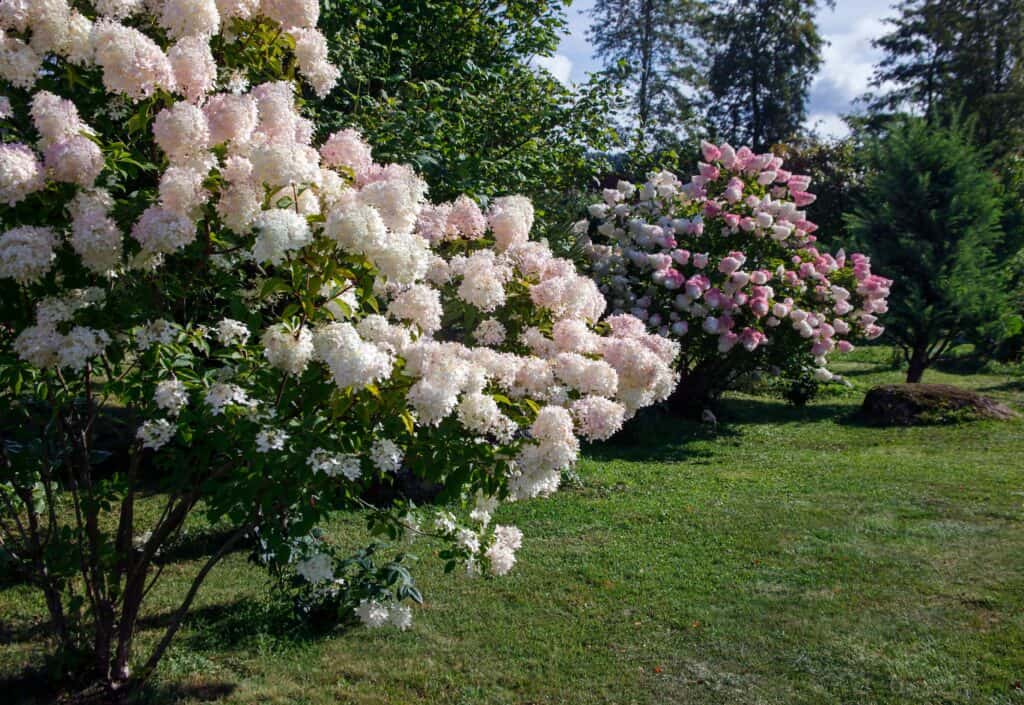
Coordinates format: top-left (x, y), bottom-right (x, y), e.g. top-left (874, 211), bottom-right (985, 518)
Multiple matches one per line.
top-left (309, 0), bottom-right (1024, 382)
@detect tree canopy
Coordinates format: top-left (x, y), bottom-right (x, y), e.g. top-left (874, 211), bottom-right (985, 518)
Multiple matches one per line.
top-left (314, 0), bottom-right (620, 240)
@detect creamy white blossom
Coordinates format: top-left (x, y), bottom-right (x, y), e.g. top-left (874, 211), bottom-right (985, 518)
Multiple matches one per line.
top-left (154, 379), bottom-right (189, 416)
top-left (295, 553), bottom-right (333, 584)
top-left (137, 418), bottom-right (176, 450)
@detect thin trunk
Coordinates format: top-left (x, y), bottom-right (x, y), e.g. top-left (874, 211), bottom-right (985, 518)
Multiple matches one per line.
top-left (906, 343), bottom-right (929, 383)
top-left (127, 523), bottom-right (253, 694)
top-left (637, 0), bottom-right (655, 148)
top-left (111, 450), bottom-right (142, 684)
top-left (7, 485), bottom-right (71, 649)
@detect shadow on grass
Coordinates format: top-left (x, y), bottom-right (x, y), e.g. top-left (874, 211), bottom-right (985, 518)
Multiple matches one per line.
top-left (2, 599), bottom-right (320, 704)
top-left (139, 596), bottom-right (332, 655)
top-left (718, 398), bottom-right (866, 427)
top-left (932, 354), bottom-right (992, 376)
top-left (132, 680), bottom-right (237, 704)
top-left (0, 665), bottom-right (237, 705)
top-left (153, 527), bottom-right (253, 566)
top-left (838, 363), bottom-right (900, 378)
top-left (584, 406), bottom-right (726, 463)
top-left (0, 527), bottom-right (253, 593)
top-left (588, 396), bottom-right (868, 464)
top-left (976, 379), bottom-right (1024, 394)
top-left (0, 618), bottom-right (51, 645)
top-left (0, 666), bottom-right (61, 705)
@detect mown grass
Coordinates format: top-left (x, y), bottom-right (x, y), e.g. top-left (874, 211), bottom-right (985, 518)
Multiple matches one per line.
top-left (2, 347), bottom-right (1023, 704)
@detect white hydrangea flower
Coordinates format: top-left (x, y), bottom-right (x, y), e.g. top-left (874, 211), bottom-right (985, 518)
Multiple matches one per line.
top-left (159, 0), bottom-right (220, 40)
top-left (474, 318), bottom-right (506, 346)
top-left (485, 525), bottom-right (523, 576)
top-left (312, 322), bottom-right (393, 391)
top-left (0, 225), bottom-right (57, 284)
top-left (369, 438), bottom-right (403, 474)
top-left (0, 143), bottom-right (45, 206)
top-left (354, 599), bottom-right (389, 628)
top-left (307, 448), bottom-right (361, 480)
top-left (261, 323), bottom-right (314, 376)
top-left (204, 383), bottom-right (257, 415)
top-left (255, 428), bottom-right (289, 453)
top-left (137, 419), bottom-right (176, 450)
top-left (131, 206), bottom-right (196, 257)
top-left (487, 195), bottom-right (534, 251)
top-left (68, 190), bottom-right (122, 275)
top-left (456, 528), bottom-right (481, 555)
top-left (91, 20), bottom-right (176, 99)
top-left (387, 284), bottom-right (442, 334)
top-left (216, 318), bottom-right (250, 346)
top-left (135, 319), bottom-right (178, 350)
top-left (154, 379), bottom-right (188, 416)
top-left (295, 553), bottom-right (333, 584)
top-left (433, 511), bottom-right (457, 535)
top-left (252, 209), bottom-right (312, 265)
top-left (387, 604), bottom-right (413, 631)
top-left (469, 495), bottom-right (499, 527)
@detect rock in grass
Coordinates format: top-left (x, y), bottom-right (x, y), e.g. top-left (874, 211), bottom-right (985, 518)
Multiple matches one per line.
top-left (860, 384), bottom-right (1018, 426)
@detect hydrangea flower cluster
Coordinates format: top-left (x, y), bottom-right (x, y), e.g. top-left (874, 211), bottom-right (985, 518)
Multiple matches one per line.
top-left (581, 141), bottom-right (891, 402)
top-left (0, 2), bottom-right (674, 681)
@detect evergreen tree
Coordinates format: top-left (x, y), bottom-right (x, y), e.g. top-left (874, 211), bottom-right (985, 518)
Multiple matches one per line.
top-left (587, 0), bottom-right (706, 151)
top-left (702, 0), bottom-right (831, 151)
top-left (845, 119), bottom-right (1012, 382)
top-left (867, 0), bottom-right (1024, 146)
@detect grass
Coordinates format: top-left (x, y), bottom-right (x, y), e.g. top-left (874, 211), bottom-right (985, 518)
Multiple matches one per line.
top-left (2, 347), bottom-right (1024, 704)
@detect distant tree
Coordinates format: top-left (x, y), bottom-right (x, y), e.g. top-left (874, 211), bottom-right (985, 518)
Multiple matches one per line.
top-left (701, 0), bottom-right (832, 151)
top-left (989, 153), bottom-right (1024, 359)
top-left (846, 119), bottom-right (1013, 382)
top-left (587, 0), bottom-right (706, 152)
top-left (866, 0), bottom-right (1024, 146)
top-left (314, 0), bottom-right (619, 242)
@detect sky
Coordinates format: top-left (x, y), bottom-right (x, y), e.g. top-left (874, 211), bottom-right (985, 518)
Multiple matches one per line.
top-left (536, 0), bottom-right (899, 138)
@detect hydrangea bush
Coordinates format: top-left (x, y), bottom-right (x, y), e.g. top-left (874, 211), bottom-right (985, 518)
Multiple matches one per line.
top-left (0, 0), bottom-right (675, 697)
top-left (580, 141), bottom-right (892, 411)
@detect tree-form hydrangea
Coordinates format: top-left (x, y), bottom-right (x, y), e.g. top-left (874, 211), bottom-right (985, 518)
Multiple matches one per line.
top-left (0, 0), bottom-right (675, 697)
top-left (581, 141), bottom-right (891, 411)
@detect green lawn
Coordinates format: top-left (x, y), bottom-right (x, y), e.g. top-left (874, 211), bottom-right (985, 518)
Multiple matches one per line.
top-left (3, 349), bottom-right (1024, 704)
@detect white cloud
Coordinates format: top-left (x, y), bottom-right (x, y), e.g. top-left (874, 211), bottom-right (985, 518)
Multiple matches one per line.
top-left (805, 1), bottom-right (897, 134)
top-left (535, 53), bottom-right (574, 86)
top-left (806, 113), bottom-right (851, 139)
top-left (811, 16), bottom-right (887, 110)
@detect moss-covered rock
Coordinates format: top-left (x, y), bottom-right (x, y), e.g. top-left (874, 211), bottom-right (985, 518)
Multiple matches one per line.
top-left (860, 384), bottom-right (1018, 426)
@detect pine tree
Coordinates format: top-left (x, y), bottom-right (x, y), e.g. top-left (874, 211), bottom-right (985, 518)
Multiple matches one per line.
top-left (867, 0), bottom-right (1024, 145)
top-left (587, 0), bottom-right (706, 151)
top-left (845, 119), bottom-right (1012, 382)
top-left (701, 0), bottom-right (831, 151)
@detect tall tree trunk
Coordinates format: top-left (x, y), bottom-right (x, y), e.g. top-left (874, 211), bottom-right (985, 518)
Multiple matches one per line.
top-left (636, 0), bottom-right (655, 148)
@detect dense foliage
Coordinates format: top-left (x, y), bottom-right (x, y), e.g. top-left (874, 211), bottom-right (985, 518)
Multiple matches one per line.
top-left (581, 141), bottom-right (890, 411)
top-left (0, 0), bottom-right (674, 698)
top-left (772, 136), bottom-right (864, 252)
top-left (313, 0), bottom-right (619, 243)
